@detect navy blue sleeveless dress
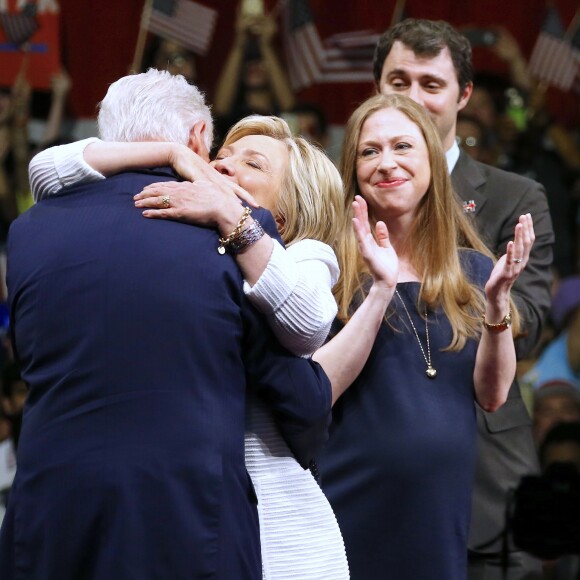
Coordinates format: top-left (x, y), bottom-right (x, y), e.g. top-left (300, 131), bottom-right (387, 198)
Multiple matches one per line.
top-left (318, 251), bottom-right (493, 580)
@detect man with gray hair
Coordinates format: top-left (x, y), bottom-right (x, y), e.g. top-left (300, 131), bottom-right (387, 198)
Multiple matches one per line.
top-left (0, 69), bottom-right (332, 579)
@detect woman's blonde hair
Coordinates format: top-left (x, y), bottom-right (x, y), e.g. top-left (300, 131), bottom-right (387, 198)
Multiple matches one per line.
top-left (336, 94), bottom-right (519, 350)
top-left (223, 115), bottom-right (343, 247)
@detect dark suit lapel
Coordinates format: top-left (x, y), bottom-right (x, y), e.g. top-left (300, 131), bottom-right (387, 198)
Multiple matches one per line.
top-left (451, 150), bottom-right (488, 217)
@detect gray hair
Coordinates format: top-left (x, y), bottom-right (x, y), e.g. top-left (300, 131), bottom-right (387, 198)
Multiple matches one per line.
top-left (97, 68), bottom-right (213, 151)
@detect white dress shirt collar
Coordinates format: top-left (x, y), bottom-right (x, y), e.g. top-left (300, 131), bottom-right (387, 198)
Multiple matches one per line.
top-left (446, 140), bottom-right (461, 173)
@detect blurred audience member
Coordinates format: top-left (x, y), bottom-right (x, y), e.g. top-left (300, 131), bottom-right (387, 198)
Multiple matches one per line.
top-left (461, 74), bottom-right (517, 169)
top-left (462, 26), bottom-right (532, 168)
top-left (507, 86), bottom-right (579, 277)
top-left (461, 79), bottom-right (500, 133)
top-left (456, 112), bottom-right (494, 164)
top-left (213, 7), bottom-right (295, 144)
top-left (144, 37), bottom-right (198, 85)
top-left (533, 380), bottom-right (580, 448)
top-left (282, 102), bottom-right (330, 150)
top-left (0, 67), bottom-right (72, 227)
top-left (476, 27), bottom-right (532, 93)
top-left (462, 27), bottom-right (579, 277)
top-left (0, 361), bottom-right (25, 527)
top-left (0, 72), bottom-right (29, 231)
top-left (523, 276), bottom-right (580, 391)
top-left (539, 422), bottom-right (580, 580)
top-left (0, 361), bottom-right (27, 450)
top-left (0, 406), bottom-right (15, 527)
top-left (464, 68), bottom-right (578, 277)
top-left (540, 421), bottom-right (580, 472)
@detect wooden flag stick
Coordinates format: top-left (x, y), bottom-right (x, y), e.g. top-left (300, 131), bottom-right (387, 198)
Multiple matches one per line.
top-left (390, 0), bottom-right (407, 27)
top-left (131, 0), bottom-right (155, 74)
top-left (269, 0), bottom-right (288, 20)
top-left (563, 8), bottom-right (579, 42)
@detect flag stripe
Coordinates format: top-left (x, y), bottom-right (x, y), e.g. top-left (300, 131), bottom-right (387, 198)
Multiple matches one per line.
top-left (282, 0), bottom-right (375, 88)
top-left (148, 0), bottom-right (217, 55)
top-left (528, 6), bottom-right (580, 92)
top-left (324, 30), bottom-right (380, 49)
top-left (529, 33), bottom-right (580, 91)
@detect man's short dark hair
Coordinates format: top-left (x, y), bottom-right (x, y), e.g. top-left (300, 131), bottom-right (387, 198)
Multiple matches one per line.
top-left (292, 102), bottom-right (328, 137)
top-left (539, 422), bottom-right (580, 468)
top-left (373, 18), bottom-right (474, 94)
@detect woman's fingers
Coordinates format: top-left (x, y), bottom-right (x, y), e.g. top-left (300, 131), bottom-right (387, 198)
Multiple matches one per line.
top-left (229, 182), bottom-right (259, 208)
top-left (134, 178), bottom-right (258, 208)
top-left (352, 196), bottom-right (391, 252)
top-left (134, 186), bottom-right (184, 208)
top-left (510, 224), bottom-right (523, 268)
top-left (353, 196), bottom-right (372, 237)
top-left (488, 213), bottom-right (536, 299)
top-left (141, 208), bottom-right (173, 219)
top-left (375, 221), bottom-right (390, 248)
top-left (134, 181), bottom-right (183, 201)
top-left (508, 214), bottom-right (535, 271)
top-left (520, 213), bottom-right (534, 262)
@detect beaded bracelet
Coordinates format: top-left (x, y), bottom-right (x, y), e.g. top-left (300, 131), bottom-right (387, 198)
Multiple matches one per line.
top-left (228, 219), bottom-right (265, 254)
top-left (218, 207), bottom-right (252, 255)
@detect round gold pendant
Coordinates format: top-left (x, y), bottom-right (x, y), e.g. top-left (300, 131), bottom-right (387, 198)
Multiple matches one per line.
top-left (426, 367), bottom-right (437, 379)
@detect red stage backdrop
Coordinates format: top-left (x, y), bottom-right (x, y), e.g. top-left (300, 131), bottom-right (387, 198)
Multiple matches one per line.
top-left (54, 0), bottom-right (578, 127)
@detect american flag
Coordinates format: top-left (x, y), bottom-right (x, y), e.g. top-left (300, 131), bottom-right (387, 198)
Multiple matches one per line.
top-left (572, 24), bottom-right (580, 93)
top-left (324, 30), bottom-right (379, 72)
top-left (0, 2), bottom-right (39, 47)
top-left (146, 0), bottom-right (217, 56)
top-left (282, 0), bottom-right (324, 88)
top-left (281, 0), bottom-right (375, 90)
top-left (528, 6), bottom-right (580, 92)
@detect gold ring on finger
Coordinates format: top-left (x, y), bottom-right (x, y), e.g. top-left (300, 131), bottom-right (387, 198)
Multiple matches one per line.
top-left (161, 194), bottom-right (171, 208)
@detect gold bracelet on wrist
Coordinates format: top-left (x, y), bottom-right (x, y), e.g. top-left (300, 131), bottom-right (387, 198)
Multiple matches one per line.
top-left (218, 206), bottom-right (252, 255)
top-left (482, 310), bottom-right (512, 333)
top-left (227, 219), bottom-right (265, 254)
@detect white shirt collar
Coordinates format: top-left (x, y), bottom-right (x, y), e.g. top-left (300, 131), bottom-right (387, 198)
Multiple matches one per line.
top-left (446, 140), bottom-right (460, 173)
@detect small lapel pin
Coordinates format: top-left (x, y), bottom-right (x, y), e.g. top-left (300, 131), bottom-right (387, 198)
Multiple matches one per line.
top-left (462, 200), bottom-right (477, 213)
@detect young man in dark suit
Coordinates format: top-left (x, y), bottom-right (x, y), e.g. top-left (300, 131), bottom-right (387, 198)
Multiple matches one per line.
top-left (0, 69), bottom-right (332, 580)
top-left (373, 18), bottom-right (554, 580)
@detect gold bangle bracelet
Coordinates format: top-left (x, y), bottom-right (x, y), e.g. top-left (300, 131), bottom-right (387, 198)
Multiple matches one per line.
top-left (218, 207), bottom-right (252, 255)
top-left (482, 311), bottom-right (512, 333)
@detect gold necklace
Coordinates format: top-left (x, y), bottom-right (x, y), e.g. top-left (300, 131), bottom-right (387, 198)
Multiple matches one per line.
top-left (395, 289), bottom-right (437, 379)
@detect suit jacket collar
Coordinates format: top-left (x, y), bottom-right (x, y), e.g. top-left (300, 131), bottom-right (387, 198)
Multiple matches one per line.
top-left (451, 150), bottom-right (488, 216)
top-left (135, 166), bottom-right (180, 179)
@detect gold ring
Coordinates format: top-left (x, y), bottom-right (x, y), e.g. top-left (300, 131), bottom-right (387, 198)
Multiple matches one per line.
top-left (161, 194), bottom-right (171, 208)
top-left (513, 257), bottom-right (522, 263)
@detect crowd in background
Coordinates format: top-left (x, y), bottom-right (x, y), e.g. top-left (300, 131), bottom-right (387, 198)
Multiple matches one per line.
top-left (1, 7), bottom-right (580, 577)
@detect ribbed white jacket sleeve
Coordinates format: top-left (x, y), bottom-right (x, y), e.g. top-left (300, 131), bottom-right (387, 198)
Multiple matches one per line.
top-left (244, 239), bottom-right (339, 356)
top-left (29, 138), bottom-right (105, 201)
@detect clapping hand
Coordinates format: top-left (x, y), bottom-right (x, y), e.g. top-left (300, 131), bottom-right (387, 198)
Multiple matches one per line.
top-left (352, 195), bottom-right (398, 292)
top-left (485, 213), bottom-right (534, 307)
